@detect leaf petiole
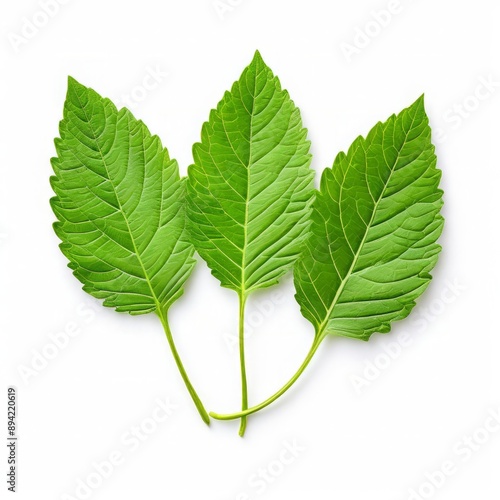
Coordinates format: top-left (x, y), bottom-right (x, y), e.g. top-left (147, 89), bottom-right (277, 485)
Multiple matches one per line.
top-left (158, 310), bottom-right (210, 425)
top-left (238, 293), bottom-right (249, 436)
top-left (210, 334), bottom-right (324, 421)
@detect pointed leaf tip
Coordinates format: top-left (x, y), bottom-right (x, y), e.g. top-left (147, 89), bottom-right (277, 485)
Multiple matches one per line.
top-left (411, 94), bottom-right (426, 112)
top-left (66, 76), bottom-right (88, 100)
top-left (67, 75), bottom-right (82, 90)
top-left (251, 50), bottom-right (265, 66)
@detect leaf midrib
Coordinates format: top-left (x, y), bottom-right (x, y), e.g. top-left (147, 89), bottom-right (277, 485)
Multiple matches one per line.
top-left (74, 93), bottom-right (163, 314)
top-left (239, 69), bottom-right (257, 298)
top-left (317, 116), bottom-right (415, 338)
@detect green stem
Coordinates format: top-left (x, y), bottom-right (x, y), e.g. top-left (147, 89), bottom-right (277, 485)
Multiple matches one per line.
top-left (158, 311), bottom-right (210, 425)
top-left (238, 293), bottom-right (248, 436)
top-left (210, 335), bottom-right (323, 421)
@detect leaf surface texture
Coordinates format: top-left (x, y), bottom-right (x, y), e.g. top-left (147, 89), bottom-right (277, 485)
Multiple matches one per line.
top-left (294, 97), bottom-right (444, 340)
top-left (187, 52), bottom-right (315, 294)
top-left (51, 78), bottom-right (194, 315)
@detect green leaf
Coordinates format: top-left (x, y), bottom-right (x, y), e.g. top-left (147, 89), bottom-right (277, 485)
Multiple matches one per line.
top-left (187, 51), bottom-right (315, 435)
top-left (294, 96), bottom-right (444, 341)
top-left (187, 51), bottom-right (315, 295)
top-left (50, 78), bottom-right (210, 424)
top-left (51, 77), bottom-right (195, 315)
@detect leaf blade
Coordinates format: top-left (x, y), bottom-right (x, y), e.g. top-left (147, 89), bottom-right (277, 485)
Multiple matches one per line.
top-left (294, 96), bottom-right (444, 340)
top-left (51, 77), bottom-right (195, 315)
top-left (187, 51), bottom-right (315, 295)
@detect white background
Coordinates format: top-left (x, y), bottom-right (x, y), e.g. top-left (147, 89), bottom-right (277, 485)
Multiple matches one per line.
top-left (1, 0), bottom-right (499, 499)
